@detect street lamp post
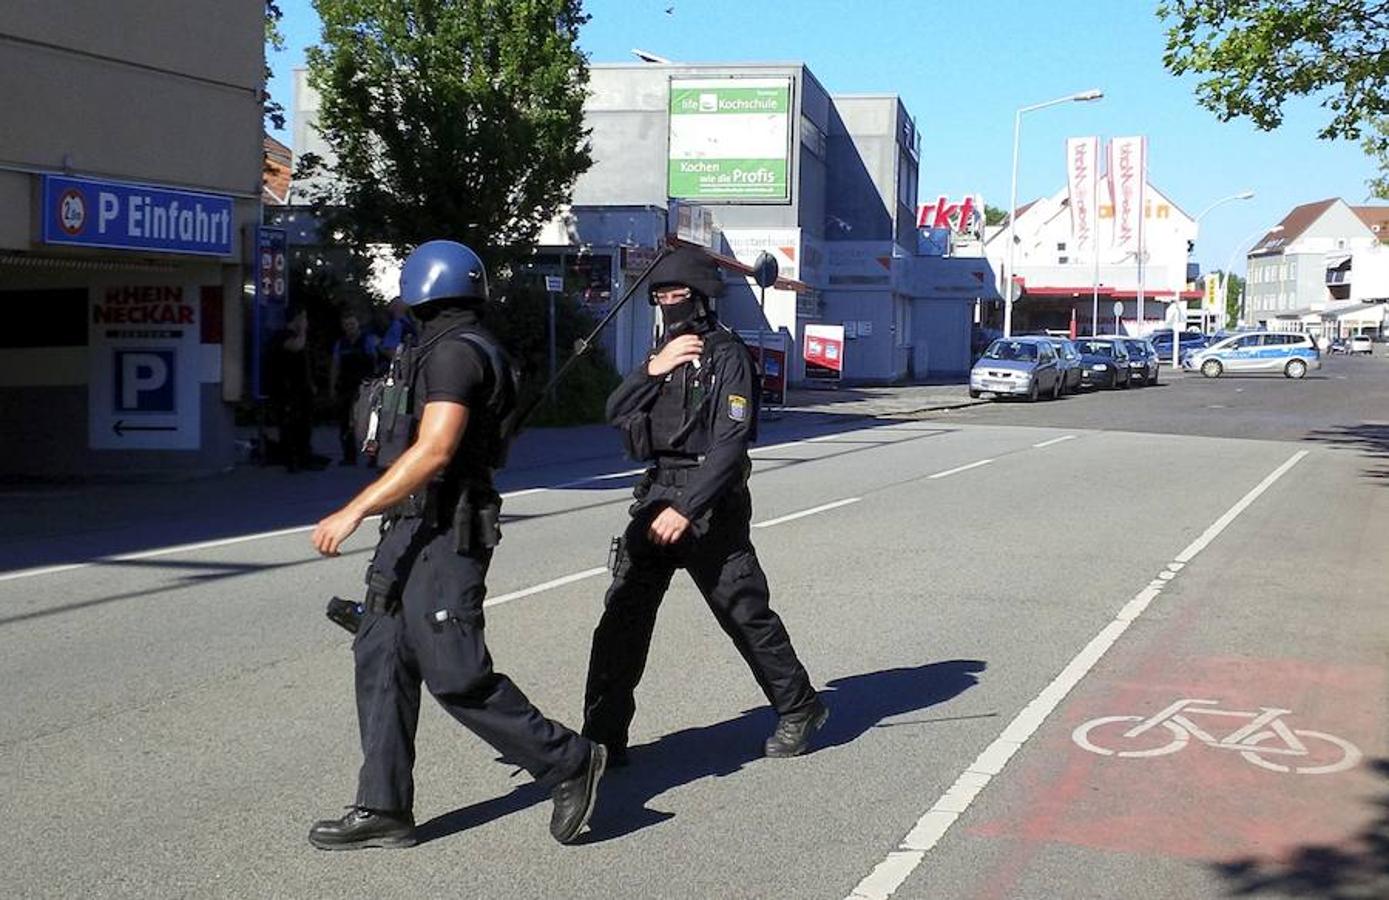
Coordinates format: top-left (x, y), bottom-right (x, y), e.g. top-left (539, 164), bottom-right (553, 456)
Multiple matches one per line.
top-left (1176, 190), bottom-right (1255, 365)
top-left (1224, 224), bottom-right (1283, 331)
top-left (1003, 88), bottom-right (1104, 337)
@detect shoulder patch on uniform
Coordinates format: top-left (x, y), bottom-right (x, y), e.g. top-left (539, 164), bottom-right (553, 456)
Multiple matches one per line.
top-left (727, 394), bottom-right (748, 422)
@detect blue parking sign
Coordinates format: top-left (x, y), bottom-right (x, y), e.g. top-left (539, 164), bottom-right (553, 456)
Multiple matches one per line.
top-left (114, 349), bottom-right (176, 413)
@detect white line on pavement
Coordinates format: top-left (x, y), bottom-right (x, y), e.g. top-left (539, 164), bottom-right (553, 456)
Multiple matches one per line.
top-left (0, 524), bottom-right (335, 583)
top-left (753, 497), bottom-right (861, 529)
top-left (0, 424), bottom-right (966, 583)
top-left (484, 567), bottom-right (608, 608)
top-left (927, 459), bottom-right (994, 480)
top-left (1173, 450), bottom-right (1308, 563)
top-left (844, 448), bottom-right (1310, 900)
top-left (1032, 435), bottom-right (1077, 449)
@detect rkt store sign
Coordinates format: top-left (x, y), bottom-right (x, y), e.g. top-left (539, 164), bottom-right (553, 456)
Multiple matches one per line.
top-left (42, 175), bottom-right (234, 256)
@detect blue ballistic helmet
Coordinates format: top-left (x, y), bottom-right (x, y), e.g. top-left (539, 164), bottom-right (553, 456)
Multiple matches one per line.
top-left (399, 240), bottom-right (488, 307)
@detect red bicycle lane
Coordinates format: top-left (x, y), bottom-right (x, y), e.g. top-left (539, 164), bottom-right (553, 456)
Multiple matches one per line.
top-left (950, 599), bottom-right (1385, 897)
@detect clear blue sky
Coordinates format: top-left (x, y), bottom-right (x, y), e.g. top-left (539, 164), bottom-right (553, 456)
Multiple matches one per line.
top-left (266, 0), bottom-right (1381, 276)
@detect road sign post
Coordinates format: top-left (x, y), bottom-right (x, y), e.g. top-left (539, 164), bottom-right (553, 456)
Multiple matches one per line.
top-left (752, 252), bottom-right (780, 413)
top-left (544, 275), bottom-right (563, 402)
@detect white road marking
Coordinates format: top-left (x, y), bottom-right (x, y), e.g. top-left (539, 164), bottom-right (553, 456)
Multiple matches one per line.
top-left (0, 425), bottom-right (980, 582)
top-left (484, 567), bottom-right (608, 608)
top-left (0, 524), bottom-right (339, 583)
top-left (845, 448), bottom-right (1310, 900)
top-left (749, 439), bottom-right (806, 454)
top-left (1032, 435), bottom-right (1077, 449)
top-left (1173, 450), bottom-right (1308, 564)
top-left (753, 497), bottom-right (861, 529)
top-left (500, 487), bottom-right (550, 498)
top-left (927, 459), bottom-right (994, 480)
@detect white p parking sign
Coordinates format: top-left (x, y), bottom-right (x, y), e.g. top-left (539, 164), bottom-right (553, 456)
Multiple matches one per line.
top-left (88, 285), bottom-right (201, 450)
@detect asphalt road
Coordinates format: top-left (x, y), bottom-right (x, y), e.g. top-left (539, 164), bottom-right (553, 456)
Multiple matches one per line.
top-left (2, 353), bottom-right (1387, 899)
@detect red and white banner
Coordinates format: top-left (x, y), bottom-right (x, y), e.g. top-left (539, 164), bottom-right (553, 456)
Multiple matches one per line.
top-left (1108, 136), bottom-right (1146, 252)
top-left (803, 323), bottom-right (844, 380)
top-left (1065, 137), bottom-right (1100, 254)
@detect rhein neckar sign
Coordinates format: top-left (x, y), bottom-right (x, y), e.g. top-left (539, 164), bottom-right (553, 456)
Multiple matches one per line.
top-left (42, 174), bottom-right (234, 256)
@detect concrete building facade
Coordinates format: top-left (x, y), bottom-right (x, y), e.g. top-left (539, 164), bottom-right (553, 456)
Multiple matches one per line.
top-left (0, 4), bottom-right (265, 478)
top-left (1245, 199), bottom-right (1387, 336)
top-left (292, 60), bottom-right (987, 384)
top-left (983, 180), bottom-right (1198, 335)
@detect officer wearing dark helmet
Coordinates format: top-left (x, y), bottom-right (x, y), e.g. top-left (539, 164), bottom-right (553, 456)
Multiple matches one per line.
top-left (582, 246), bottom-right (826, 765)
top-left (308, 240), bottom-right (605, 850)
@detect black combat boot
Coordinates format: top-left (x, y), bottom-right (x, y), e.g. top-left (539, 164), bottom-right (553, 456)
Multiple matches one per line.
top-left (764, 698), bottom-right (829, 758)
top-left (550, 743), bottom-right (607, 844)
top-left (308, 807), bottom-right (417, 850)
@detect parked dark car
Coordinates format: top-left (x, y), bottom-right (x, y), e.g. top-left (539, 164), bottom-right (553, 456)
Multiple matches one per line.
top-left (1044, 337), bottom-right (1084, 394)
top-left (1072, 338), bottom-right (1132, 389)
top-left (1150, 331), bottom-right (1211, 360)
top-left (1110, 337), bottom-right (1160, 386)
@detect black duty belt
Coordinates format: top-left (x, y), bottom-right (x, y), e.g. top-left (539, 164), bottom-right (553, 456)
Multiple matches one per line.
top-left (652, 456), bottom-right (703, 486)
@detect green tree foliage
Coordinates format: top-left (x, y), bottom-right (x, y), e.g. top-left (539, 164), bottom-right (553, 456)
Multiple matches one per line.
top-left (984, 204), bottom-right (1009, 227)
top-left (1159, 1), bottom-right (1389, 194)
top-left (487, 285), bottom-right (619, 427)
top-left (1364, 118), bottom-right (1389, 199)
top-left (1224, 272), bottom-right (1245, 330)
top-left (264, 1), bottom-right (285, 131)
top-left (303, 0), bottom-right (592, 272)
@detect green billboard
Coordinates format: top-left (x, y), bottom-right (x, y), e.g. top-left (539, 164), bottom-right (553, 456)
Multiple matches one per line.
top-left (667, 78), bottom-right (792, 202)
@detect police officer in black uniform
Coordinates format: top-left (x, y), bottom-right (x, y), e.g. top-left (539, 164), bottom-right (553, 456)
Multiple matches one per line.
top-left (308, 241), bottom-right (605, 850)
top-left (583, 246), bottom-right (827, 765)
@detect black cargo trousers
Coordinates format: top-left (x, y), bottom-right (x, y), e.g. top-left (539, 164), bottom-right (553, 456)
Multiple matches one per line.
top-left (582, 466), bottom-right (818, 753)
top-left (353, 505), bottom-right (589, 813)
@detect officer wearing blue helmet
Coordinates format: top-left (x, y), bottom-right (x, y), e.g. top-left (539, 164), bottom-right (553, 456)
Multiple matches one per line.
top-left (309, 240), bottom-right (605, 850)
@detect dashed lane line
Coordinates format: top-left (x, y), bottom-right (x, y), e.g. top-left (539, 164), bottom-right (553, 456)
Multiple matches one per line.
top-left (0, 428), bottom-right (1070, 583)
top-left (753, 498), bottom-right (862, 529)
top-left (484, 567), bottom-right (609, 608)
top-left (845, 449), bottom-right (1309, 900)
top-left (1032, 434), bottom-right (1077, 449)
top-left (927, 459), bottom-right (994, 480)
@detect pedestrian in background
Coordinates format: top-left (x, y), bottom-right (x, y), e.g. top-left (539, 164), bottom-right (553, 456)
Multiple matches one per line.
top-left (329, 310), bottom-right (378, 465)
top-left (376, 296), bottom-right (417, 372)
top-left (270, 305), bottom-right (322, 472)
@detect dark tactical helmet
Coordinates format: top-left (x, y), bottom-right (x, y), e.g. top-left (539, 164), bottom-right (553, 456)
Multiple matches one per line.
top-left (647, 246), bottom-right (723, 303)
top-left (399, 240), bottom-right (488, 307)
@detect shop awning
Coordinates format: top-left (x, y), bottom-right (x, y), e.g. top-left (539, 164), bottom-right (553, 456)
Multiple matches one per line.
top-left (1017, 283), bottom-right (1201, 300)
top-left (1324, 300), bottom-right (1387, 322)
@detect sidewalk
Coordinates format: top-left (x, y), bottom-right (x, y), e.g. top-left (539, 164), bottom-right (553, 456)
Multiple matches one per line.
top-left (784, 381), bottom-right (984, 417)
top-left (1, 383), bottom-right (984, 572)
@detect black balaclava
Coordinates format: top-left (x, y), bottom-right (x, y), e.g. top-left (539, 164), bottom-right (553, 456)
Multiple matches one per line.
top-left (414, 299), bottom-right (482, 342)
top-left (658, 287), bottom-right (712, 337)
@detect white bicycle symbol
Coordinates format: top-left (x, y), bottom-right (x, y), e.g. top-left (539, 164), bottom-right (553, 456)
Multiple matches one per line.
top-left (1073, 698), bottom-right (1362, 775)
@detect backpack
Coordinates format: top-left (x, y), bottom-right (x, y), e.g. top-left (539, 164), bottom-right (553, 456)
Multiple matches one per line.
top-left (352, 327), bottom-right (519, 469)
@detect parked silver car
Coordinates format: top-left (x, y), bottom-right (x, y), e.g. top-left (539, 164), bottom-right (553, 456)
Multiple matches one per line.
top-left (970, 337), bottom-right (1063, 401)
top-left (1044, 337), bottom-right (1084, 394)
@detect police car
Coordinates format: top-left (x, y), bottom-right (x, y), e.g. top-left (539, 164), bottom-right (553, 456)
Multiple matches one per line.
top-left (1182, 331), bottom-right (1321, 379)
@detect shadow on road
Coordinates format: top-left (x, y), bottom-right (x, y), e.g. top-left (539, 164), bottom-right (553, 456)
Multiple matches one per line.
top-left (1304, 424), bottom-right (1389, 484)
top-left (1, 411), bottom-right (924, 573)
top-left (1212, 757), bottom-right (1389, 898)
top-left (414, 659), bottom-right (987, 846)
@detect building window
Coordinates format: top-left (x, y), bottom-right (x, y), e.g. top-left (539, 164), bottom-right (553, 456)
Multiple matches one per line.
top-left (1057, 242), bottom-right (1067, 251)
top-left (800, 114), bottom-right (826, 159)
top-left (1058, 256), bottom-right (1069, 264)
